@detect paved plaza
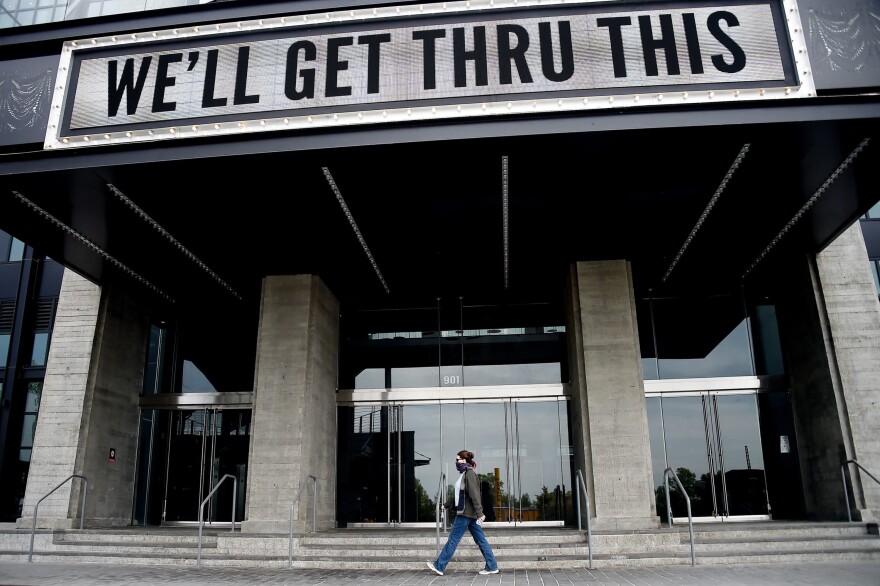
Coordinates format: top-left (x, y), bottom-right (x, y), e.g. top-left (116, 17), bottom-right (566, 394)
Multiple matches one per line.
top-left (0, 560), bottom-right (877, 585)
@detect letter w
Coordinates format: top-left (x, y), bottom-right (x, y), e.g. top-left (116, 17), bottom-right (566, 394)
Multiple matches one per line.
top-left (108, 57), bottom-right (152, 117)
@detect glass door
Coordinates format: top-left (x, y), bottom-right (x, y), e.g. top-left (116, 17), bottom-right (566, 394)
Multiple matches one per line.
top-left (162, 408), bottom-right (251, 524)
top-left (337, 396), bottom-right (572, 526)
top-left (657, 392), bottom-right (770, 521)
top-left (453, 398), bottom-right (571, 525)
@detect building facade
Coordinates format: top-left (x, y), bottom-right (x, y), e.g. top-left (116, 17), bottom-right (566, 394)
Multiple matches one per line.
top-left (0, 0), bottom-right (879, 532)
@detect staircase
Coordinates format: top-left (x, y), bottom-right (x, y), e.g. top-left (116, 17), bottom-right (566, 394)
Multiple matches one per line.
top-left (0, 522), bottom-right (877, 569)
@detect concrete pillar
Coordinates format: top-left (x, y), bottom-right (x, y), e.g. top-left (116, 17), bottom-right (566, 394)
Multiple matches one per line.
top-left (243, 275), bottom-right (339, 533)
top-left (18, 271), bottom-right (149, 528)
top-left (565, 260), bottom-right (658, 530)
top-left (814, 224), bottom-right (880, 521)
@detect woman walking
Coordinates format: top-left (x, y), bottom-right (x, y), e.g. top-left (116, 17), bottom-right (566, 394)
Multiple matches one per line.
top-left (427, 450), bottom-right (500, 576)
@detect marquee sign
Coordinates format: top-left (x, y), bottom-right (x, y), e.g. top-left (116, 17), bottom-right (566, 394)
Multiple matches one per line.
top-left (46, 0), bottom-right (811, 149)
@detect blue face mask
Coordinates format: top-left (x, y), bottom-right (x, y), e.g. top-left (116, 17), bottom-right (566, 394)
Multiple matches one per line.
top-left (456, 462), bottom-right (469, 473)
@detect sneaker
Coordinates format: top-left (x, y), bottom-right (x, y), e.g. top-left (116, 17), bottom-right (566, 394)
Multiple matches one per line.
top-left (426, 561), bottom-right (444, 576)
top-left (479, 568), bottom-right (500, 575)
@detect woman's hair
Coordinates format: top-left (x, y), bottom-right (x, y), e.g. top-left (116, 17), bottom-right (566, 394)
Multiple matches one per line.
top-left (457, 450), bottom-right (475, 464)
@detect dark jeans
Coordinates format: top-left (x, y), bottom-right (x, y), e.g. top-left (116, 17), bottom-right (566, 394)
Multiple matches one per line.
top-left (433, 515), bottom-right (498, 572)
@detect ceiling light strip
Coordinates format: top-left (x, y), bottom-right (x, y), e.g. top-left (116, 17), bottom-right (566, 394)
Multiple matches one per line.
top-left (322, 167), bottom-right (390, 294)
top-left (11, 191), bottom-right (174, 302)
top-left (106, 183), bottom-right (242, 300)
top-left (662, 143), bottom-right (751, 283)
top-left (502, 156), bottom-right (510, 290)
top-left (743, 138), bottom-right (872, 278)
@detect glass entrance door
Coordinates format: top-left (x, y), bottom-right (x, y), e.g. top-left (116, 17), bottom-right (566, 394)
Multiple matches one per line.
top-left (459, 399), bottom-right (572, 525)
top-left (162, 408), bottom-right (250, 524)
top-left (654, 392), bottom-right (770, 521)
top-left (336, 396), bottom-right (572, 526)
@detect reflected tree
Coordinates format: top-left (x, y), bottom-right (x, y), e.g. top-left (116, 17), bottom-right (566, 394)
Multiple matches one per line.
top-left (655, 467), bottom-right (697, 523)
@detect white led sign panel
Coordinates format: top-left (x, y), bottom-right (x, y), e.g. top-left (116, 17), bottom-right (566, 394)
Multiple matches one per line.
top-left (46, 0), bottom-right (810, 149)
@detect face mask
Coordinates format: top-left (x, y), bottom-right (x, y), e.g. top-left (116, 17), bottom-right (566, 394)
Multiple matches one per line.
top-left (456, 462), bottom-right (469, 473)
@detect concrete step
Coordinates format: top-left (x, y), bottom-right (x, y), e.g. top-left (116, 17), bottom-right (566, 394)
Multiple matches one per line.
top-left (1, 522), bottom-right (875, 569)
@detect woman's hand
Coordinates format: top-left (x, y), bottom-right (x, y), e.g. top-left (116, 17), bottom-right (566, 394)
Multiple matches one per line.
top-left (477, 515), bottom-right (486, 525)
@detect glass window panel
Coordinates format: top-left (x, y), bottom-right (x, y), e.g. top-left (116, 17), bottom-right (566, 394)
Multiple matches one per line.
top-left (18, 9), bottom-right (36, 23)
top-left (752, 305), bottom-right (784, 376)
top-left (20, 414), bottom-right (37, 448)
top-left (181, 360), bottom-right (218, 393)
top-left (30, 332), bottom-right (49, 366)
top-left (37, 0), bottom-right (55, 7)
top-left (871, 261), bottom-right (880, 297)
top-left (19, 448), bottom-right (31, 463)
top-left (653, 294), bottom-right (754, 379)
top-left (462, 363), bottom-right (560, 385)
top-left (354, 368), bottom-right (385, 390)
top-left (34, 7), bottom-right (52, 22)
top-left (867, 201), bottom-right (880, 219)
top-left (53, 5), bottom-right (65, 20)
top-left (25, 382), bottom-right (41, 412)
top-left (8, 238), bottom-right (24, 262)
top-left (143, 325), bottom-right (164, 395)
top-left (0, 334), bottom-right (10, 366)
top-left (390, 366), bottom-right (439, 388)
top-left (0, 234), bottom-right (10, 263)
top-left (1, 0), bottom-right (19, 11)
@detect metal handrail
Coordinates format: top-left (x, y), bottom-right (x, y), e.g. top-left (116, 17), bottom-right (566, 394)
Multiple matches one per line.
top-left (663, 467), bottom-right (695, 567)
top-left (197, 473), bottom-right (238, 567)
top-left (841, 459), bottom-right (880, 522)
top-left (28, 474), bottom-right (88, 562)
top-left (288, 475), bottom-right (317, 569)
top-left (574, 469), bottom-right (593, 569)
top-left (434, 472), bottom-right (447, 556)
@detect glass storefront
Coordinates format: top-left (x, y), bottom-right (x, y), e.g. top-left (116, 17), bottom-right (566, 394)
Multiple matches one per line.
top-left (337, 391), bottom-right (573, 527)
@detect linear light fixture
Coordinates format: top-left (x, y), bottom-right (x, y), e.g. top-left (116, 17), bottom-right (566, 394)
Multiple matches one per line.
top-left (106, 183), bottom-right (242, 300)
top-left (502, 156), bottom-right (510, 290)
top-left (11, 191), bottom-right (174, 302)
top-left (322, 167), bottom-right (389, 294)
top-left (662, 143), bottom-right (751, 283)
top-left (742, 138), bottom-right (872, 278)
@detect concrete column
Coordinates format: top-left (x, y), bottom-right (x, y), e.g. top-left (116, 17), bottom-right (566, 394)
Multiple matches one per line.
top-left (243, 275), bottom-right (339, 533)
top-left (565, 260), bottom-right (658, 530)
top-left (814, 224), bottom-right (880, 521)
top-left (18, 271), bottom-right (149, 528)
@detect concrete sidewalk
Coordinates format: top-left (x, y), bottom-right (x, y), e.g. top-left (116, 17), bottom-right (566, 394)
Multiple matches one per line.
top-left (0, 560), bottom-right (877, 585)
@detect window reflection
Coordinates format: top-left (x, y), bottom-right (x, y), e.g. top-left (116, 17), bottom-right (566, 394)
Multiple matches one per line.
top-left (0, 334), bottom-right (9, 367)
top-left (29, 332), bottom-right (48, 366)
top-left (181, 360), bottom-right (218, 393)
top-left (342, 300), bottom-right (566, 390)
top-left (637, 289), bottom-right (786, 380)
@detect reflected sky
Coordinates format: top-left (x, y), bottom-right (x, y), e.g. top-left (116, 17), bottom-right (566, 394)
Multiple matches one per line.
top-left (647, 393), bottom-right (764, 490)
top-left (396, 400), bottom-right (571, 509)
top-left (657, 320), bottom-right (754, 379)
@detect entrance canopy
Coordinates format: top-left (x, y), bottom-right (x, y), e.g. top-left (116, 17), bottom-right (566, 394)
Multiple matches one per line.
top-left (1, 101), bottom-right (879, 314)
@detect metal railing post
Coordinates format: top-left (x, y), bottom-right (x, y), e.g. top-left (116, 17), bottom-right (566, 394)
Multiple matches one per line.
top-left (197, 473), bottom-right (237, 567)
top-left (663, 467), bottom-right (695, 567)
top-left (841, 459), bottom-right (880, 522)
top-left (434, 472), bottom-right (446, 557)
top-left (28, 474), bottom-right (88, 562)
top-left (574, 470), bottom-right (593, 569)
top-left (288, 475), bottom-right (317, 569)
